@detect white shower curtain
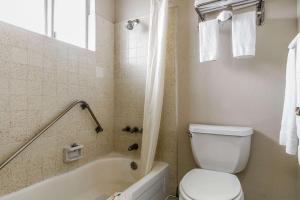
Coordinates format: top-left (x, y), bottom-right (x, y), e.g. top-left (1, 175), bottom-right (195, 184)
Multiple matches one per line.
top-left (140, 0), bottom-right (169, 175)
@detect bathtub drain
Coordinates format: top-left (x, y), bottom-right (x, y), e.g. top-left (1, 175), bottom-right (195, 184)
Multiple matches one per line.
top-left (130, 161), bottom-right (138, 170)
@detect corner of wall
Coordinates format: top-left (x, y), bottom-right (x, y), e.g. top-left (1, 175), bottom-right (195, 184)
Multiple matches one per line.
top-left (298, 0), bottom-right (300, 31)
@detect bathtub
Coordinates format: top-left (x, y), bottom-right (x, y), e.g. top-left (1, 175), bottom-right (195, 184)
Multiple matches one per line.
top-left (0, 154), bottom-right (169, 200)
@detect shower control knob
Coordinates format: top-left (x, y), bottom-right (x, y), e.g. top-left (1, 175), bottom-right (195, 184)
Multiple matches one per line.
top-left (122, 126), bottom-right (131, 132)
top-left (128, 143), bottom-right (139, 151)
top-left (130, 127), bottom-right (139, 133)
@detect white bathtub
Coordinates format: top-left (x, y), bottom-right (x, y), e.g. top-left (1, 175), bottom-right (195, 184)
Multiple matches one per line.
top-left (0, 154), bottom-right (169, 200)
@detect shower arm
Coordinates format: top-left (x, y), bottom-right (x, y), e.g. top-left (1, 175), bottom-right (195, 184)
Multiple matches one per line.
top-left (0, 100), bottom-right (103, 171)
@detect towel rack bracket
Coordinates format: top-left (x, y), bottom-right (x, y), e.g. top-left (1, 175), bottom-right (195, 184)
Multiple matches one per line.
top-left (256, 0), bottom-right (265, 26)
top-left (195, 7), bottom-right (206, 22)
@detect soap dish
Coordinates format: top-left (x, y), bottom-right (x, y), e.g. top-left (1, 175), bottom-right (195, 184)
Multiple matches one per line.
top-left (63, 143), bottom-right (84, 163)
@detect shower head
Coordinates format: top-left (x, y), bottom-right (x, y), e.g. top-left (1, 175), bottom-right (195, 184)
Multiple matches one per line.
top-left (126, 19), bottom-right (139, 30)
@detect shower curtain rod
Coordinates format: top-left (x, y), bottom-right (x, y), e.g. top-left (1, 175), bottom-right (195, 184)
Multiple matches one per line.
top-left (195, 0), bottom-right (265, 25)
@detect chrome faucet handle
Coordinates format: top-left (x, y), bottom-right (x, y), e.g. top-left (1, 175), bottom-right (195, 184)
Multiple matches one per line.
top-left (130, 127), bottom-right (139, 133)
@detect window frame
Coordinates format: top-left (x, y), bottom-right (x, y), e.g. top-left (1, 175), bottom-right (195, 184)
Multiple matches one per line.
top-left (45, 0), bottom-right (94, 49)
top-left (0, 0), bottom-right (94, 49)
top-left (0, 0), bottom-right (46, 35)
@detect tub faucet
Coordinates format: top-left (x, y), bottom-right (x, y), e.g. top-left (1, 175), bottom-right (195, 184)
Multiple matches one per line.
top-left (128, 143), bottom-right (139, 151)
top-left (130, 127), bottom-right (139, 133)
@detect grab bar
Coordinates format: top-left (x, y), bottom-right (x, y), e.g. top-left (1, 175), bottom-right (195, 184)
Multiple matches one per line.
top-left (0, 100), bottom-right (103, 170)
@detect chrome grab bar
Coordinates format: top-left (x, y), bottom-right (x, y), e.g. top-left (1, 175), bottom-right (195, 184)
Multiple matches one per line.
top-left (0, 100), bottom-right (103, 170)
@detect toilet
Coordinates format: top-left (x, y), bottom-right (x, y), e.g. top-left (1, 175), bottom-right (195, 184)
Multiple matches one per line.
top-left (179, 124), bottom-right (254, 200)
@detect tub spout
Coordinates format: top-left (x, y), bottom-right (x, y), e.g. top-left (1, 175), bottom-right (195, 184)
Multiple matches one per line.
top-left (128, 143), bottom-right (139, 151)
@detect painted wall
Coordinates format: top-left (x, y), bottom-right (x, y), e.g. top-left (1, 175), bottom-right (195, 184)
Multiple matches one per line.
top-left (115, 0), bottom-right (300, 198)
top-left (177, 0), bottom-right (300, 199)
top-left (96, 0), bottom-right (115, 22)
top-left (0, 1), bottom-right (114, 196)
top-left (2, 0), bottom-right (298, 198)
top-left (297, 1), bottom-right (300, 197)
top-left (115, 0), bottom-right (150, 23)
top-left (155, 7), bottom-right (178, 193)
top-left (297, 0), bottom-right (300, 32)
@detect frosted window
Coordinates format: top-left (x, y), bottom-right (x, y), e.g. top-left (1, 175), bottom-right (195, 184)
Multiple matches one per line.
top-left (0, 0), bottom-right (45, 34)
top-left (88, 0), bottom-right (95, 51)
top-left (0, 0), bottom-right (95, 50)
top-left (54, 0), bottom-right (86, 48)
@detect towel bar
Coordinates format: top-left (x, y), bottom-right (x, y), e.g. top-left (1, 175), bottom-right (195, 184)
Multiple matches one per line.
top-left (195, 0), bottom-right (265, 26)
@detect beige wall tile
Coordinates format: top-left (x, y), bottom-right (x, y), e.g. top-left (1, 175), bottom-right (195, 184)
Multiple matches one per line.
top-left (0, 9), bottom-right (114, 196)
top-left (10, 47), bottom-right (28, 65)
top-left (113, 8), bottom-right (178, 195)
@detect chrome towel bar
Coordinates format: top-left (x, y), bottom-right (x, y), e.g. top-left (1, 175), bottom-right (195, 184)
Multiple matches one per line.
top-left (0, 100), bottom-right (103, 170)
top-left (195, 0), bottom-right (265, 26)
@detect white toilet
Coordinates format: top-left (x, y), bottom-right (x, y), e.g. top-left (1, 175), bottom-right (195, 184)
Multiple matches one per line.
top-left (179, 124), bottom-right (254, 200)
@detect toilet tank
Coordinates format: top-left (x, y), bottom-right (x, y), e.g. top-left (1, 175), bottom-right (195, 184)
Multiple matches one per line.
top-left (189, 124), bottom-right (253, 173)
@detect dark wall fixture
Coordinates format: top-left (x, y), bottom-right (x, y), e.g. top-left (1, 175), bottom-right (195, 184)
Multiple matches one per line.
top-left (122, 126), bottom-right (143, 134)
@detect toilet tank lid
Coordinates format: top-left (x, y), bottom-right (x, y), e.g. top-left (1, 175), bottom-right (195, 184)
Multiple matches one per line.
top-left (189, 124), bottom-right (253, 137)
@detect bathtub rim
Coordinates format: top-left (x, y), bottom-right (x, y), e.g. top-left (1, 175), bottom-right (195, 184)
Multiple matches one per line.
top-left (0, 152), bottom-right (169, 200)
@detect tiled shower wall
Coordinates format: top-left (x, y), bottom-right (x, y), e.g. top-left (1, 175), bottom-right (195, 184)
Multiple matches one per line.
top-left (0, 1), bottom-right (178, 196)
top-left (113, 17), bottom-right (149, 157)
top-left (113, 8), bottom-right (178, 194)
top-left (0, 14), bottom-right (114, 195)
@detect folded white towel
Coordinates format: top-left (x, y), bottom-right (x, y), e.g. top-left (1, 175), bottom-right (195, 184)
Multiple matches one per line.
top-left (280, 33), bottom-right (300, 167)
top-left (232, 11), bottom-right (256, 58)
top-left (199, 19), bottom-right (219, 63)
top-left (297, 117), bottom-right (300, 165)
top-left (295, 34), bottom-right (300, 165)
top-left (280, 44), bottom-right (298, 155)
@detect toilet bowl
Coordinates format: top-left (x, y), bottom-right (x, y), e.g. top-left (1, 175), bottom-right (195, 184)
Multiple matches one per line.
top-left (179, 124), bottom-right (253, 200)
top-left (179, 169), bottom-right (244, 200)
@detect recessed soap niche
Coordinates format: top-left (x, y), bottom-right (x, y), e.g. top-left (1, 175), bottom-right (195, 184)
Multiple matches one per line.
top-left (63, 143), bottom-right (84, 163)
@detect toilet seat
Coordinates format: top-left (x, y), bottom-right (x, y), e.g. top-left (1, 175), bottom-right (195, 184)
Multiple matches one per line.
top-left (179, 169), bottom-right (243, 200)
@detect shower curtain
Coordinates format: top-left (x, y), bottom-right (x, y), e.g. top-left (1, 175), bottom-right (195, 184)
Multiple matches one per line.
top-left (140, 0), bottom-right (169, 175)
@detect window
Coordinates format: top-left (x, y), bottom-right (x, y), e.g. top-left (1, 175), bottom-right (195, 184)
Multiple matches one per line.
top-left (54, 0), bottom-right (86, 48)
top-left (0, 0), bottom-right (45, 34)
top-left (0, 0), bottom-right (95, 50)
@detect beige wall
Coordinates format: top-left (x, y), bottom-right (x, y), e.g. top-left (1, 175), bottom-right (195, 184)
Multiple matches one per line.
top-left (115, 0), bottom-right (150, 23)
top-left (297, 1), bottom-right (300, 197)
top-left (177, 0), bottom-right (300, 199)
top-left (96, 0), bottom-right (115, 22)
top-left (297, 0), bottom-right (300, 31)
top-left (2, 0), bottom-right (299, 198)
top-left (115, 0), bottom-right (300, 198)
top-left (155, 7), bottom-right (178, 194)
top-left (0, 1), bottom-right (114, 196)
